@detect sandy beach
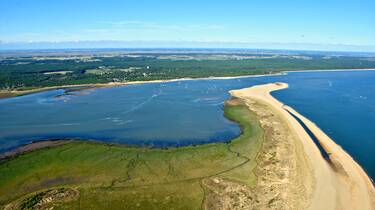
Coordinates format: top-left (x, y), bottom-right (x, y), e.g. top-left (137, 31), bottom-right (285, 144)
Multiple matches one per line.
top-left (230, 83), bottom-right (375, 210)
top-left (2, 68), bottom-right (375, 99)
top-left (0, 73), bottom-right (285, 99)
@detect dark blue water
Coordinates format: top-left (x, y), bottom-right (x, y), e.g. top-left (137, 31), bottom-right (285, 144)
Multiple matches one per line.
top-left (0, 70), bottom-right (374, 178)
top-left (273, 70), bottom-right (375, 179)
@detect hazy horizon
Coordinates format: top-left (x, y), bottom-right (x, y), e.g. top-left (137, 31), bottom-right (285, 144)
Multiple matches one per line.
top-left (1, 40), bottom-right (375, 53)
top-left (1, 0), bottom-right (375, 52)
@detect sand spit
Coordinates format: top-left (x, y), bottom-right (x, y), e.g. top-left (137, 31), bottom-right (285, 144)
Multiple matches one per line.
top-left (204, 96), bottom-right (313, 209)
top-left (230, 83), bottom-right (375, 210)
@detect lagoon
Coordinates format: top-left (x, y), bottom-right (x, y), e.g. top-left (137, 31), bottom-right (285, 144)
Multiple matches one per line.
top-left (0, 70), bottom-right (374, 178)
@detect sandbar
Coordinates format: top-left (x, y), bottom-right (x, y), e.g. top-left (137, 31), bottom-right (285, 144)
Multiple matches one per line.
top-left (230, 82), bottom-right (375, 210)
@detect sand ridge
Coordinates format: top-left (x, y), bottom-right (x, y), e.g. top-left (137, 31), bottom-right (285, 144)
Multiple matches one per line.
top-left (230, 82), bottom-right (375, 210)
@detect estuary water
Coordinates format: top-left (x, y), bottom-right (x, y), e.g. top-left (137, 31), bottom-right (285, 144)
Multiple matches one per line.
top-left (0, 70), bottom-right (374, 178)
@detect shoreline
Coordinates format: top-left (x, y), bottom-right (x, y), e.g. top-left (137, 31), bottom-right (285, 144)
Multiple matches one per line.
top-left (0, 74), bottom-right (282, 99)
top-left (2, 68), bottom-right (375, 99)
top-left (0, 135), bottom-right (240, 161)
top-left (2, 70), bottom-right (375, 166)
top-left (283, 68), bottom-right (375, 73)
top-left (230, 83), bottom-right (375, 209)
top-left (1, 82), bottom-right (374, 208)
top-left (0, 139), bottom-right (146, 161)
top-left (0, 101), bottom-right (265, 209)
top-left (0, 140), bottom-right (71, 161)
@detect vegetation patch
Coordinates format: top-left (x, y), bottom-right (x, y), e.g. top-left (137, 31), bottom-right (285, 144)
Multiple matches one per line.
top-left (4, 188), bottom-right (78, 210)
top-left (1, 53), bottom-right (375, 91)
top-left (0, 101), bottom-right (264, 209)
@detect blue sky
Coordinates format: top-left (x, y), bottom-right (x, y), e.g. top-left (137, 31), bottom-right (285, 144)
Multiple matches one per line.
top-left (1, 0), bottom-right (375, 50)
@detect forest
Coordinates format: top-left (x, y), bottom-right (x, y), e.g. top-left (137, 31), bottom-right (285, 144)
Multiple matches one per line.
top-left (1, 52), bottom-right (375, 90)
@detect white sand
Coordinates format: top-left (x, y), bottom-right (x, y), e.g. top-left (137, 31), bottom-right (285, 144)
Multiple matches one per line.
top-left (230, 83), bottom-right (375, 210)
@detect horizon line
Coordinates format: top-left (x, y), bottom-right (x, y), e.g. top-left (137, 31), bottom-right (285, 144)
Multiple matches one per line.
top-left (1, 40), bottom-right (375, 54)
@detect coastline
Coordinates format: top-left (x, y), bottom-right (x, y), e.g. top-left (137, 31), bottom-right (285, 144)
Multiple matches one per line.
top-left (283, 68), bottom-right (375, 73)
top-left (0, 99), bottom-right (267, 209)
top-left (0, 74), bottom-right (281, 99)
top-left (1, 82), bottom-right (374, 209)
top-left (2, 68), bottom-right (375, 99)
top-left (230, 83), bottom-right (375, 209)
top-left (0, 140), bottom-right (71, 161)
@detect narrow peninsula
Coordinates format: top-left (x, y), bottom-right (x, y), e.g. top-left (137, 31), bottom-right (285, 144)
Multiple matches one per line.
top-left (230, 83), bottom-right (375, 209)
top-left (0, 83), bottom-right (374, 210)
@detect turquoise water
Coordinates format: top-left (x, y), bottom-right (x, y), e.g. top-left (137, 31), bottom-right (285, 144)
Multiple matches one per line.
top-left (0, 70), bottom-right (374, 178)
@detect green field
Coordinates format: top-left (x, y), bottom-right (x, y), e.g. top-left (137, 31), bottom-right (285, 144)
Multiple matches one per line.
top-left (0, 101), bottom-right (264, 209)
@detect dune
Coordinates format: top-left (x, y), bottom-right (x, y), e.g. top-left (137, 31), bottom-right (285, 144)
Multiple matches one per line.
top-left (230, 82), bottom-right (375, 210)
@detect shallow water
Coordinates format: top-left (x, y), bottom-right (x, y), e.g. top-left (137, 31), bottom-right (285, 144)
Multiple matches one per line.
top-left (0, 70), bottom-right (374, 178)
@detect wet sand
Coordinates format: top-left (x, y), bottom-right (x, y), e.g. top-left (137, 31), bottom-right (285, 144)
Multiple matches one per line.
top-left (230, 83), bottom-right (375, 210)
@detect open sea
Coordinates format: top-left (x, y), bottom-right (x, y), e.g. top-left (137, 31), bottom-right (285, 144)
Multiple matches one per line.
top-left (0, 70), bottom-right (374, 178)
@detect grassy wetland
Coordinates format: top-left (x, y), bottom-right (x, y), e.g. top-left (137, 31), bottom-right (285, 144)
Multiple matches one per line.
top-left (0, 99), bottom-right (264, 210)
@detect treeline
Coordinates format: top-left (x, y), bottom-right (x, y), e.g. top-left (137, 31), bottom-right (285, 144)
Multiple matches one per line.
top-left (1, 55), bottom-right (375, 90)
